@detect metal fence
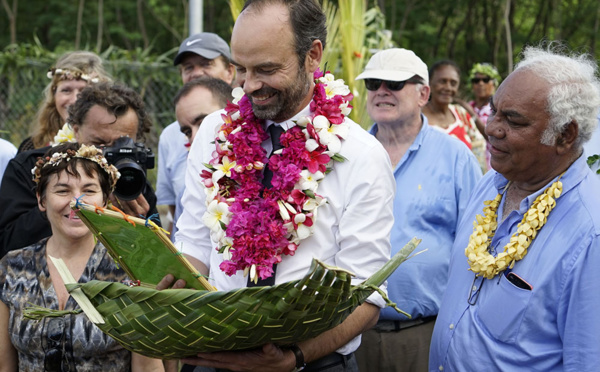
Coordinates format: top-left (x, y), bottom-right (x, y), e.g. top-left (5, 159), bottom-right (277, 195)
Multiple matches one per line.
top-left (0, 59), bottom-right (181, 155)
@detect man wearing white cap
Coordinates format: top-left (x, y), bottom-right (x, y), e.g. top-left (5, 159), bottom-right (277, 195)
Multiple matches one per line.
top-left (156, 32), bottom-right (235, 239)
top-left (354, 48), bottom-right (482, 371)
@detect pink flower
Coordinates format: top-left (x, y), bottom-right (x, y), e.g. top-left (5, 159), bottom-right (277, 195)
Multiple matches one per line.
top-left (307, 150), bottom-right (330, 173)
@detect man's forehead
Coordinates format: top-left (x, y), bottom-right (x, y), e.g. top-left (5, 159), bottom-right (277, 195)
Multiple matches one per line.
top-left (495, 69), bottom-right (549, 105)
top-left (83, 105), bottom-right (118, 125)
top-left (80, 105), bottom-right (139, 135)
top-left (232, 3), bottom-right (290, 44)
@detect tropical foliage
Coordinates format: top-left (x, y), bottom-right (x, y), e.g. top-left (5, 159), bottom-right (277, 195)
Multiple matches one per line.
top-left (2, 0), bottom-right (598, 76)
top-left (1, 0), bottom-right (599, 129)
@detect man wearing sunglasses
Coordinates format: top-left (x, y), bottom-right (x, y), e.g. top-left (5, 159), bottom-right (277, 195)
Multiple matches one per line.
top-left (354, 48), bottom-right (482, 371)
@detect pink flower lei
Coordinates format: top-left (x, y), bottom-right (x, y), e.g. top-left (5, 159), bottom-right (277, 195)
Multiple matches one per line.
top-left (202, 69), bottom-right (353, 283)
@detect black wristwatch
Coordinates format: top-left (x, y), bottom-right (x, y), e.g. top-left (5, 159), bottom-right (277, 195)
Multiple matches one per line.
top-left (289, 344), bottom-right (306, 371)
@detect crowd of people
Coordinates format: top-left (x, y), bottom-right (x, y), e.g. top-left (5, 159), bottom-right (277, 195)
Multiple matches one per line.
top-left (0, 0), bottom-right (599, 371)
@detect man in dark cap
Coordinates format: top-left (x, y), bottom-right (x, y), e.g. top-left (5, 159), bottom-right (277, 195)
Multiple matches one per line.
top-left (156, 32), bottom-right (235, 239)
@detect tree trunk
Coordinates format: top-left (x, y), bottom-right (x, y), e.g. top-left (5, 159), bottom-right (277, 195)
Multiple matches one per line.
top-left (144, 0), bottom-right (182, 41)
top-left (2, 0), bottom-right (18, 45)
top-left (137, 0), bottom-right (149, 49)
top-left (592, 3), bottom-right (600, 56)
top-left (433, 12), bottom-right (451, 57)
top-left (75, 0), bottom-right (85, 49)
top-left (182, 0), bottom-right (188, 37)
top-left (115, 2), bottom-right (132, 50)
top-left (504, 0), bottom-right (513, 74)
top-left (96, 0), bottom-right (104, 52)
top-left (397, 0), bottom-right (416, 43)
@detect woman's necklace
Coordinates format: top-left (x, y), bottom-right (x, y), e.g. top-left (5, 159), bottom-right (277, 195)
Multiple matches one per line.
top-left (465, 175), bottom-right (564, 279)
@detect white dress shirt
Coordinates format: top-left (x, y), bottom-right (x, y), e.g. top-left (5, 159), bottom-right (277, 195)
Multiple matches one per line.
top-left (175, 104), bottom-right (395, 354)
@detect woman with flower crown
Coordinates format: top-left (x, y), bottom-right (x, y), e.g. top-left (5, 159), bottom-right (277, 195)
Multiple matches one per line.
top-left (18, 51), bottom-right (111, 153)
top-left (468, 62), bottom-right (502, 171)
top-left (0, 143), bottom-right (164, 371)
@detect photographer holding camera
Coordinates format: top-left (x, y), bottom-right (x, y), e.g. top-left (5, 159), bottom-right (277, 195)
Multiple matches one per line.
top-left (0, 82), bottom-right (160, 256)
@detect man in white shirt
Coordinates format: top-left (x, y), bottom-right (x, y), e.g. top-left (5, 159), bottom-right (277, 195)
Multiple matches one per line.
top-left (156, 32), bottom-right (235, 239)
top-left (171, 0), bottom-right (395, 371)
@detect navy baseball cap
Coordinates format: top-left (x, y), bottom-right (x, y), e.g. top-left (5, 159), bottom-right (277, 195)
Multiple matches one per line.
top-left (173, 32), bottom-right (231, 66)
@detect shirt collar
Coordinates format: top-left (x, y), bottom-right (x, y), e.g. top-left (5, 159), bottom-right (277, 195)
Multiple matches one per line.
top-left (492, 154), bottom-right (590, 211)
top-left (264, 103), bottom-right (312, 131)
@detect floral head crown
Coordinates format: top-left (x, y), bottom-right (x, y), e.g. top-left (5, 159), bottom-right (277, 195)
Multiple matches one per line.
top-left (47, 68), bottom-right (100, 84)
top-left (31, 144), bottom-right (120, 191)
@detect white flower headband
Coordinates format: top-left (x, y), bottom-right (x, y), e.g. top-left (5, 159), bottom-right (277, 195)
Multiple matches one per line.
top-left (32, 144), bottom-right (120, 191)
top-left (47, 68), bottom-right (100, 84)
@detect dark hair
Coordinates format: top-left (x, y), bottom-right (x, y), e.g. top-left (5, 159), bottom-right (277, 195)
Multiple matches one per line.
top-left (429, 60), bottom-right (461, 80)
top-left (173, 76), bottom-right (233, 108)
top-left (67, 82), bottom-right (151, 142)
top-left (36, 142), bottom-right (112, 207)
top-left (241, 0), bottom-right (327, 68)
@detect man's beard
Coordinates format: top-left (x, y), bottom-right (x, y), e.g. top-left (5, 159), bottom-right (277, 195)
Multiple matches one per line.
top-left (249, 68), bottom-right (311, 122)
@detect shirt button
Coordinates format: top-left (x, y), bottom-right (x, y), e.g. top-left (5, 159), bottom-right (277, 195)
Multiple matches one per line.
top-left (472, 285), bottom-right (478, 291)
top-left (439, 366), bottom-right (444, 371)
top-left (449, 323), bottom-right (455, 330)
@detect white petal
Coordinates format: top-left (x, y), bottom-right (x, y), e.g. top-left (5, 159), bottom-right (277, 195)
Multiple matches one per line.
top-left (312, 115), bottom-right (330, 129)
top-left (305, 139), bottom-right (320, 152)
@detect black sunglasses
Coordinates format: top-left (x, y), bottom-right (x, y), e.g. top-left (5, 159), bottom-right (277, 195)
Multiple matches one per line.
top-left (45, 318), bottom-right (67, 372)
top-left (471, 77), bottom-right (492, 84)
top-left (364, 79), bottom-right (415, 91)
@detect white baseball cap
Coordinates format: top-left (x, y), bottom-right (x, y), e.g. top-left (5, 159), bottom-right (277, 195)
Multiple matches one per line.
top-left (356, 48), bottom-right (429, 85)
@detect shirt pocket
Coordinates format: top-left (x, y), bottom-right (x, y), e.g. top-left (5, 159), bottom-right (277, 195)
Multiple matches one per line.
top-left (475, 274), bottom-right (533, 343)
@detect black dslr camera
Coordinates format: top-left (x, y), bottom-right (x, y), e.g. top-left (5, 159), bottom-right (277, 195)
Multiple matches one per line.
top-left (102, 137), bottom-right (155, 201)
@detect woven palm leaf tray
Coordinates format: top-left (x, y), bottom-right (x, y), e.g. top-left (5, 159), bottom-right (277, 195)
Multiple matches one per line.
top-left (25, 203), bottom-right (421, 359)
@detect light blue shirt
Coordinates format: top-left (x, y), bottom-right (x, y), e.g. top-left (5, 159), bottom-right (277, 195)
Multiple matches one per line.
top-left (156, 121), bottom-right (188, 240)
top-left (430, 155), bottom-right (600, 372)
top-left (0, 138), bottom-right (17, 185)
top-left (370, 115), bottom-right (482, 320)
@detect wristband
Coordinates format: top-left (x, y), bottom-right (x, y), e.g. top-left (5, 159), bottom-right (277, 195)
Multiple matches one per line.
top-left (289, 344), bottom-right (306, 371)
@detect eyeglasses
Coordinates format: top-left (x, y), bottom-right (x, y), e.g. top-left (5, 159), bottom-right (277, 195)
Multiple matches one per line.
top-left (364, 79), bottom-right (416, 91)
top-left (45, 318), bottom-right (67, 372)
top-left (471, 77), bottom-right (492, 84)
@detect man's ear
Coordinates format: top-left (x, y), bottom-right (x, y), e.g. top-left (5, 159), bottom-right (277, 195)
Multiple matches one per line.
top-left (556, 120), bottom-right (578, 155)
top-left (226, 63), bottom-right (237, 86)
top-left (305, 39), bottom-right (323, 74)
top-left (418, 85), bottom-right (431, 107)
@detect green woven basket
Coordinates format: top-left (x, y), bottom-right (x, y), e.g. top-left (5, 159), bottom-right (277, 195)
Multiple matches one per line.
top-left (26, 238), bottom-right (420, 359)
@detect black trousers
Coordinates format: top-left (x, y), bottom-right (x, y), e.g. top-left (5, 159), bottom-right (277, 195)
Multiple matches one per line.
top-left (181, 352), bottom-right (358, 372)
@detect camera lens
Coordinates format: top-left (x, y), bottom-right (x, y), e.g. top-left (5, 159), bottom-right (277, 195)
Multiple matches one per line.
top-left (113, 159), bottom-right (146, 201)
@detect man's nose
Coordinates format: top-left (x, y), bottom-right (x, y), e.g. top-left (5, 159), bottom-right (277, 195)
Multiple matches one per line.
top-left (485, 114), bottom-right (504, 139)
top-left (242, 71), bottom-right (262, 95)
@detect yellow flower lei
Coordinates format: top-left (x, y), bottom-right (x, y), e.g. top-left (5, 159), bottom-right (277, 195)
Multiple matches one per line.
top-left (465, 177), bottom-right (564, 279)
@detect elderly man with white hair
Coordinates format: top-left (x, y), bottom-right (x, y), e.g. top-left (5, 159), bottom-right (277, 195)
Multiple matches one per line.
top-left (429, 44), bottom-right (600, 371)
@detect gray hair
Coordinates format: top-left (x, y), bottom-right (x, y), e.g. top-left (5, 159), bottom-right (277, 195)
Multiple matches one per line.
top-left (514, 44), bottom-right (600, 146)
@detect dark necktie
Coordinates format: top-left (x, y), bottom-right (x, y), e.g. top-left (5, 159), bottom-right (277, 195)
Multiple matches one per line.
top-left (261, 124), bottom-right (284, 189)
top-left (247, 124), bottom-right (284, 287)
